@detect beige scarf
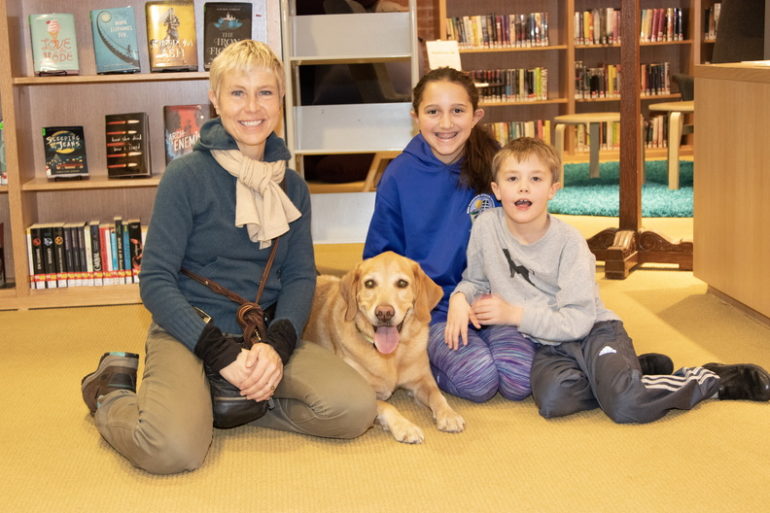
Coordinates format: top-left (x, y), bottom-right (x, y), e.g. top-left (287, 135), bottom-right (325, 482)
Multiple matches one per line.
top-left (211, 149), bottom-right (301, 249)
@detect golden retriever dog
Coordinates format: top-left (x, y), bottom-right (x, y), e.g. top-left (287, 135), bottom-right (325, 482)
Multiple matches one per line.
top-left (304, 251), bottom-right (465, 444)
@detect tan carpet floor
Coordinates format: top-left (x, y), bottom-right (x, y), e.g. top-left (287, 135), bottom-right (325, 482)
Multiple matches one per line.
top-left (2, 217), bottom-right (768, 513)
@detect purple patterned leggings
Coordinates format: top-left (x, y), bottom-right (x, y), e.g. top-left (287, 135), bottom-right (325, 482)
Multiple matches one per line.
top-left (428, 322), bottom-right (536, 403)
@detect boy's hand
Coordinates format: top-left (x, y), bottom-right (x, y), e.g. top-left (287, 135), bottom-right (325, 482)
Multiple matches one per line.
top-left (472, 294), bottom-right (522, 326)
top-left (445, 293), bottom-right (481, 350)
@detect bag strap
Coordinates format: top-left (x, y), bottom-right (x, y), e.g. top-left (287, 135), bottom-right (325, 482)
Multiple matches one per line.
top-left (181, 238), bottom-right (280, 344)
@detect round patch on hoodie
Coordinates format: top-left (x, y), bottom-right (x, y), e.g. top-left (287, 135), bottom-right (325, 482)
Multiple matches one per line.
top-left (466, 193), bottom-right (495, 222)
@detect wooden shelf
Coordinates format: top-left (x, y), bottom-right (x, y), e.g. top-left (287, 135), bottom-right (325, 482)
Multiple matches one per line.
top-left (13, 72), bottom-right (209, 86)
top-left (21, 176), bottom-right (161, 192)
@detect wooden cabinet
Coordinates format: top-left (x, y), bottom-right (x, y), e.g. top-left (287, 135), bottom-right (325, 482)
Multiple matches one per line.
top-left (0, 0), bottom-right (281, 309)
top-left (434, 0), bottom-right (710, 154)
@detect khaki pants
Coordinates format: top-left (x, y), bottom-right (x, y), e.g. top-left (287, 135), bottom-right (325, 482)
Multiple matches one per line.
top-left (95, 323), bottom-right (377, 474)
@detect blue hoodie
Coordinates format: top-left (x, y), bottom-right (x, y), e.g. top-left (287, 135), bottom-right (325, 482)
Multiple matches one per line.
top-left (363, 134), bottom-right (495, 323)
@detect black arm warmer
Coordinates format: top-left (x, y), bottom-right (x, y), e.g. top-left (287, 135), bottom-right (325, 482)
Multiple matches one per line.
top-left (193, 322), bottom-right (243, 373)
top-left (264, 319), bottom-right (297, 365)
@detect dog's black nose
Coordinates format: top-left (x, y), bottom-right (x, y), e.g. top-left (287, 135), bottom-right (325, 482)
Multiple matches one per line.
top-left (375, 305), bottom-right (395, 322)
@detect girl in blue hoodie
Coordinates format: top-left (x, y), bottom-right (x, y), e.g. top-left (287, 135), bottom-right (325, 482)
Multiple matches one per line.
top-left (364, 67), bottom-right (536, 403)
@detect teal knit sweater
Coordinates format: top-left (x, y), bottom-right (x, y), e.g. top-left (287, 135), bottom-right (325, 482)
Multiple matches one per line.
top-left (139, 119), bottom-right (316, 352)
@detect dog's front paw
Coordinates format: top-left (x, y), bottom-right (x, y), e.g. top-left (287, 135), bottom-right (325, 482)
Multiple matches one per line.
top-left (387, 417), bottom-right (425, 444)
top-left (436, 409), bottom-right (465, 433)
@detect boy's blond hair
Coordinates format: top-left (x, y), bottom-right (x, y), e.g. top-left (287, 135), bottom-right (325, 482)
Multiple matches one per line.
top-left (209, 40), bottom-right (284, 97)
top-left (492, 137), bottom-right (561, 184)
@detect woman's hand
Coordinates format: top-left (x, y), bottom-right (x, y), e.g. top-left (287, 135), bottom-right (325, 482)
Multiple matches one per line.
top-left (471, 294), bottom-right (522, 326)
top-left (219, 344), bottom-right (283, 401)
top-left (444, 293), bottom-right (480, 351)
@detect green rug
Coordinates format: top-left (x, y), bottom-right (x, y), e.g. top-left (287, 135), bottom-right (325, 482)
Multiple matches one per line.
top-left (548, 160), bottom-right (693, 217)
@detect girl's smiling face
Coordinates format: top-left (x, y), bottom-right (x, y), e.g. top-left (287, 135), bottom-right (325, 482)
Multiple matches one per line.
top-left (412, 80), bottom-right (484, 165)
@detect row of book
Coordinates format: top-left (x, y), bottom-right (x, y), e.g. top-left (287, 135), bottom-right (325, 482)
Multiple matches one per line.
top-left (574, 7), bottom-right (685, 46)
top-left (469, 68), bottom-right (549, 103)
top-left (639, 8), bottom-right (686, 43)
top-left (485, 120), bottom-right (552, 148)
top-left (569, 115), bottom-right (673, 153)
top-left (574, 8), bottom-right (621, 45)
top-left (575, 61), bottom-right (671, 100)
top-left (42, 103), bottom-right (210, 181)
top-left (30, 2), bottom-right (258, 76)
top-left (704, 2), bottom-right (722, 41)
top-left (26, 218), bottom-right (145, 289)
top-left (445, 12), bottom-right (550, 49)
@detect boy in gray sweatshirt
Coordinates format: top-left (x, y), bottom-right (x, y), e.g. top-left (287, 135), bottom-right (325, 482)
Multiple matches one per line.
top-left (446, 137), bottom-right (770, 423)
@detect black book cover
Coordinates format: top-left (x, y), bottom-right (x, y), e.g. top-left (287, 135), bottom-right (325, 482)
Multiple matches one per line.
top-left (52, 223), bottom-right (68, 288)
top-left (105, 112), bottom-right (151, 178)
top-left (42, 126), bottom-right (88, 179)
top-left (203, 3), bottom-right (252, 70)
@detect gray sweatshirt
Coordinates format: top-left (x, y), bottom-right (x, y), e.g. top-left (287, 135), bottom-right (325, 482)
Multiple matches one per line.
top-left (454, 209), bottom-right (619, 345)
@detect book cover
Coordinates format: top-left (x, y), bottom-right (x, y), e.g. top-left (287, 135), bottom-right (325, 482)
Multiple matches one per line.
top-left (42, 126), bottom-right (89, 180)
top-left (29, 13), bottom-right (80, 76)
top-left (105, 112), bottom-right (151, 178)
top-left (145, 1), bottom-right (198, 72)
top-left (90, 7), bottom-right (141, 74)
top-left (203, 2), bottom-right (252, 70)
top-left (163, 104), bottom-right (211, 163)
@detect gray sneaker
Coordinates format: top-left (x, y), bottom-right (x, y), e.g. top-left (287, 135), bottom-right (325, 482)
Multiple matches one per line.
top-left (81, 352), bottom-right (139, 415)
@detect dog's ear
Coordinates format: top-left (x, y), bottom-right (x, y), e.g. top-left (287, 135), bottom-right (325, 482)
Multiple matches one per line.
top-left (411, 261), bottom-right (443, 324)
top-left (339, 266), bottom-right (361, 322)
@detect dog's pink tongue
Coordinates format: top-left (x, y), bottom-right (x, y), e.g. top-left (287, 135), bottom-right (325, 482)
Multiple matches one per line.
top-left (374, 326), bottom-right (400, 354)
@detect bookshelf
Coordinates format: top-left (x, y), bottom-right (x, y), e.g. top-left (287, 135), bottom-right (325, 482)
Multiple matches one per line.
top-left (279, 0), bottom-right (419, 174)
top-left (0, 0), bottom-right (281, 310)
top-left (435, 0), bottom-right (709, 156)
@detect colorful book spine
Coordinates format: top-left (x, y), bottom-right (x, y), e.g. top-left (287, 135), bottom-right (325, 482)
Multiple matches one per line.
top-left (28, 13), bottom-right (79, 75)
top-left (90, 7), bottom-right (141, 74)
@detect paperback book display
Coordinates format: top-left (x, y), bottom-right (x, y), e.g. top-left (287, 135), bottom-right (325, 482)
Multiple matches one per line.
top-left (164, 104), bottom-right (211, 163)
top-left (29, 13), bottom-right (80, 75)
top-left (145, 1), bottom-right (198, 72)
top-left (90, 7), bottom-right (141, 74)
top-left (42, 126), bottom-right (89, 180)
top-left (105, 113), bottom-right (151, 178)
top-left (26, 218), bottom-right (145, 288)
top-left (203, 2), bottom-right (252, 70)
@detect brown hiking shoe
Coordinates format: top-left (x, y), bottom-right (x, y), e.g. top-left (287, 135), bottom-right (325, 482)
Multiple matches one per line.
top-left (81, 352), bottom-right (139, 415)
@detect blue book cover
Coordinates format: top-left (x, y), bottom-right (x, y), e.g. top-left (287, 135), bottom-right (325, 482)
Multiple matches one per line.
top-left (90, 7), bottom-right (141, 74)
top-left (29, 13), bottom-right (80, 75)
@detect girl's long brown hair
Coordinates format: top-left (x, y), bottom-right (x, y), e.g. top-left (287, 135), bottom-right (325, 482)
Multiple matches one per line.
top-left (411, 67), bottom-right (499, 194)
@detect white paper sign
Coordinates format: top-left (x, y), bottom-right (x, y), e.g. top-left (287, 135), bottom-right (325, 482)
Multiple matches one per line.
top-left (426, 40), bottom-right (462, 71)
